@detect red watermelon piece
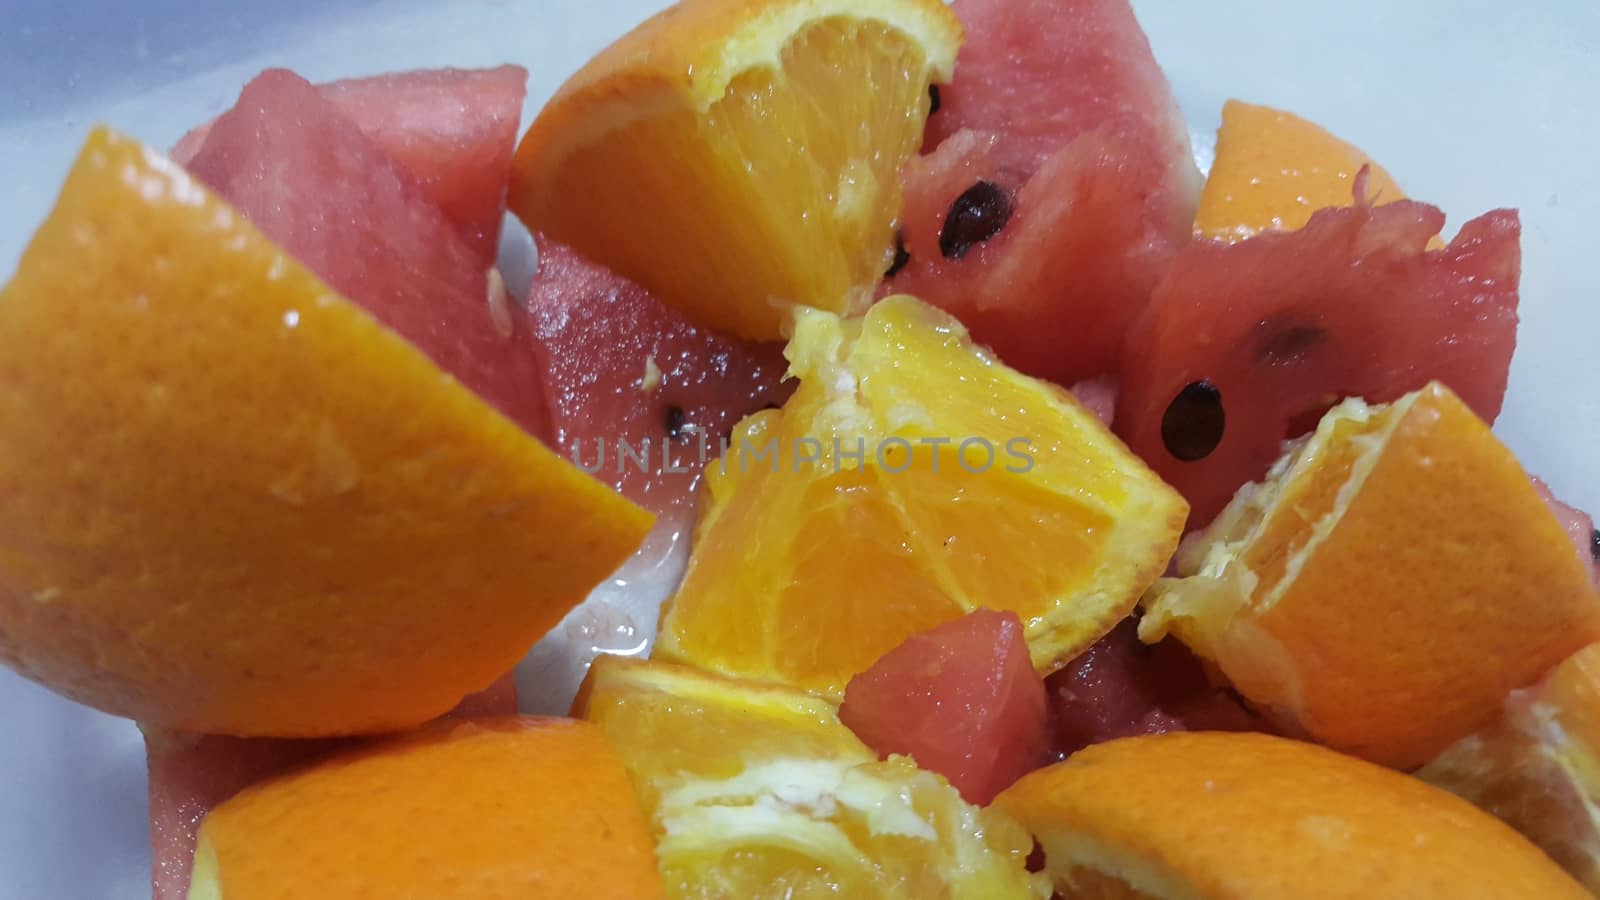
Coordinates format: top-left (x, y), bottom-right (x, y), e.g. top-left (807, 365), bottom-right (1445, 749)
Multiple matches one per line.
top-left (1116, 197), bottom-right (1520, 527)
top-left (838, 609), bottom-right (1049, 805)
top-left (1069, 375), bottom-right (1118, 428)
top-left (885, 0), bottom-right (1200, 386)
top-left (890, 123), bottom-right (1192, 384)
top-left (1533, 477), bottom-right (1600, 586)
top-left (184, 69), bottom-right (549, 440)
top-left (174, 65), bottom-right (527, 261)
top-left (147, 675), bottom-right (517, 900)
top-left (1047, 618), bottom-right (1267, 758)
top-left (527, 238), bottom-right (793, 523)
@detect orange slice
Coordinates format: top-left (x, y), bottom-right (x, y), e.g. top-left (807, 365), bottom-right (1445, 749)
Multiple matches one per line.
top-left (0, 129), bottom-right (651, 737)
top-left (655, 295), bottom-right (1187, 697)
top-left (574, 655), bottom-right (1044, 898)
top-left (1142, 382), bottom-right (1600, 768)
top-left (509, 0), bottom-right (962, 339)
top-left (995, 731), bottom-right (1589, 899)
top-left (1420, 642), bottom-right (1600, 891)
top-left (188, 717), bottom-right (663, 898)
top-left (1194, 99), bottom-right (1410, 242)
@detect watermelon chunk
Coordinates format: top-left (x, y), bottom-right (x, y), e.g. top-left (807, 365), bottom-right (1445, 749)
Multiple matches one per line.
top-left (886, 0), bottom-right (1200, 386)
top-left (1116, 198), bottom-right (1520, 526)
top-left (1047, 618), bottom-right (1267, 758)
top-left (527, 238), bottom-right (793, 523)
top-left (184, 69), bottom-right (549, 440)
top-left (1533, 477), bottom-right (1600, 586)
top-left (174, 66), bottom-right (527, 261)
top-left (148, 675), bottom-right (517, 900)
top-left (838, 609), bottom-right (1049, 805)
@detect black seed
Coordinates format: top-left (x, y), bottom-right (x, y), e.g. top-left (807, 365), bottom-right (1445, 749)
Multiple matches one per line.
top-left (1162, 380), bottom-right (1226, 462)
top-left (762, 401), bottom-right (783, 411)
top-left (939, 180), bottom-right (1013, 260)
top-left (885, 231), bottom-right (911, 278)
top-left (1253, 321), bottom-right (1328, 366)
top-left (1592, 528), bottom-right (1599, 562)
top-left (664, 406), bottom-right (686, 440)
top-left (928, 84), bottom-right (942, 115)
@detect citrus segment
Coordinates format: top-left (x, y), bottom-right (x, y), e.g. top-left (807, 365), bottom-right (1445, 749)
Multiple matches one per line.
top-left (1195, 99), bottom-right (1410, 242)
top-left (995, 732), bottom-right (1590, 899)
top-left (1141, 383), bottom-right (1600, 768)
top-left (510, 0), bottom-right (962, 339)
top-left (1419, 642), bottom-right (1600, 892)
top-left (0, 129), bottom-right (651, 736)
top-left (656, 296), bottom-right (1186, 697)
top-left (575, 656), bottom-right (1044, 899)
top-left (188, 717), bottom-right (663, 899)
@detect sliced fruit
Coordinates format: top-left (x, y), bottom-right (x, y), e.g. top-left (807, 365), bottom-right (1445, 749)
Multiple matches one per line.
top-left (1141, 383), bottom-right (1600, 768)
top-left (173, 65), bottom-right (528, 260)
top-left (146, 675), bottom-right (517, 900)
top-left (188, 717), bottom-right (663, 899)
top-left (885, 0), bottom-right (1200, 385)
top-left (1116, 199), bottom-right (1520, 526)
top-left (527, 236), bottom-right (794, 523)
top-left (921, 0), bottom-right (1194, 171)
top-left (839, 609), bottom-right (1049, 806)
top-left (0, 128), bottom-right (650, 736)
top-left (185, 68), bottom-right (548, 440)
top-left (1194, 99), bottom-right (1410, 242)
top-left (1419, 642), bottom-right (1600, 892)
top-left (1534, 477), bottom-right (1600, 586)
top-left (575, 656), bottom-right (1044, 898)
top-left (510, 0), bottom-right (962, 340)
top-left (1046, 617), bottom-right (1266, 758)
top-left (656, 295), bottom-right (1188, 697)
top-left (996, 732), bottom-right (1589, 899)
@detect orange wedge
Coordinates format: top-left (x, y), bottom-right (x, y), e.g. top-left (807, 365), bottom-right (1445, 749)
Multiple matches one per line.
top-left (654, 296), bottom-right (1187, 697)
top-left (188, 717), bottom-right (663, 899)
top-left (1194, 99), bottom-right (1410, 242)
top-left (996, 732), bottom-right (1589, 899)
top-left (1141, 382), bottom-right (1600, 768)
top-left (0, 129), bottom-right (651, 737)
top-left (1420, 642), bottom-right (1600, 891)
top-left (574, 656), bottom-right (1043, 898)
top-left (509, 0), bottom-right (962, 339)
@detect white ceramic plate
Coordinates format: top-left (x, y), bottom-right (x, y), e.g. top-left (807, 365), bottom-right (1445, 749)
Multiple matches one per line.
top-left (1, 1), bottom-right (1595, 896)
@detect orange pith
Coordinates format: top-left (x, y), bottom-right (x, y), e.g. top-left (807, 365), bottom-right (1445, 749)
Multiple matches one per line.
top-left (188, 717), bottom-right (664, 899)
top-left (655, 296), bottom-right (1187, 697)
top-left (1194, 99), bottom-right (1410, 242)
top-left (575, 655), bottom-right (1044, 898)
top-left (1142, 383), bottom-right (1600, 768)
top-left (1420, 642), bottom-right (1600, 891)
top-left (509, 0), bottom-right (963, 339)
top-left (0, 129), bottom-right (651, 737)
top-left (995, 732), bottom-right (1589, 899)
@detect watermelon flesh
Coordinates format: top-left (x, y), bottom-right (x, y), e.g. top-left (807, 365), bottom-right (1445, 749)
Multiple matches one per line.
top-left (184, 69), bottom-right (549, 440)
top-left (1533, 477), bottom-right (1600, 586)
top-left (838, 609), bottom-right (1050, 806)
top-left (173, 65), bottom-right (527, 263)
top-left (526, 238), bottom-right (793, 524)
top-left (886, 0), bottom-right (1200, 386)
top-left (147, 675), bottom-right (517, 900)
top-left (1047, 618), bottom-right (1268, 758)
top-left (1116, 198), bottom-right (1520, 527)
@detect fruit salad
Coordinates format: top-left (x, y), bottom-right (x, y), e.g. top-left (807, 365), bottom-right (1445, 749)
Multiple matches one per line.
top-left (2, 0), bottom-right (1597, 897)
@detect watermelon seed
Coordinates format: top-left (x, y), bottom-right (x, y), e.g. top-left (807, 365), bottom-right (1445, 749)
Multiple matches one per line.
top-left (928, 84), bottom-right (942, 115)
top-left (665, 406), bottom-right (687, 440)
top-left (1253, 322), bottom-right (1327, 366)
top-left (940, 181), bottom-right (1013, 260)
top-left (1161, 381), bottom-right (1226, 462)
top-left (886, 231), bottom-right (911, 278)
top-left (1591, 528), bottom-right (1599, 562)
